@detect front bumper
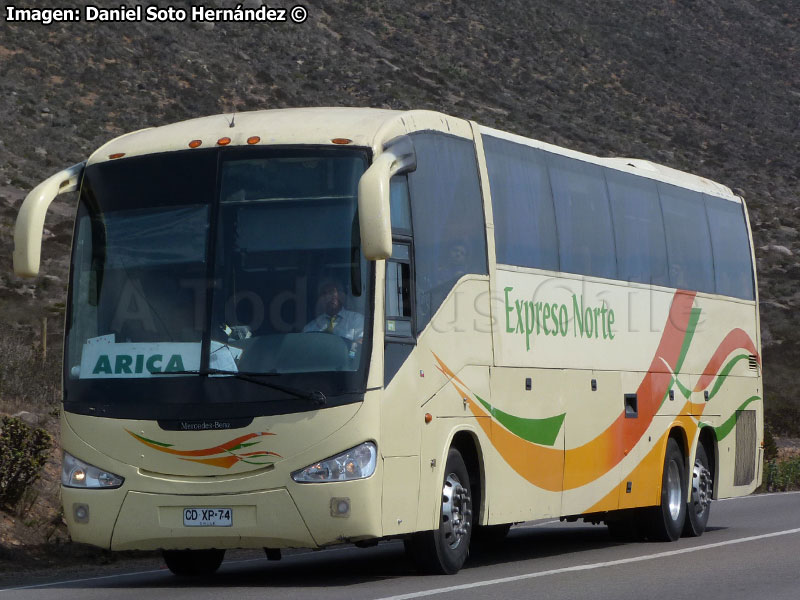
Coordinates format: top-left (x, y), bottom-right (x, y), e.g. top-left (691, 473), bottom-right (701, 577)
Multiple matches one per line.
top-left (63, 475), bottom-right (383, 551)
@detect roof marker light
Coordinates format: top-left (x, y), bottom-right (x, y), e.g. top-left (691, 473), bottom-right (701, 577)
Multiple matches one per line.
top-left (331, 138), bottom-right (352, 145)
top-left (217, 137), bottom-right (231, 146)
top-left (247, 136), bottom-right (261, 145)
top-left (189, 140), bottom-right (202, 148)
top-left (108, 153), bottom-right (125, 159)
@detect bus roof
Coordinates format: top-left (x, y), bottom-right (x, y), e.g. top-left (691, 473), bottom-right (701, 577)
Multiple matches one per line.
top-left (480, 125), bottom-right (738, 201)
top-left (87, 107), bottom-right (737, 201)
top-left (87, 107), bottom-right (472, 166)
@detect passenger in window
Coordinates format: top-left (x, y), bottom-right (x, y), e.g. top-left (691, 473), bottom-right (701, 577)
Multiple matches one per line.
top-left (449, 244), bottom-right (469, 278)
top-left (303, 280), bottom-right (364, 343)
top-left (432, 243), bottom-right (469, 287)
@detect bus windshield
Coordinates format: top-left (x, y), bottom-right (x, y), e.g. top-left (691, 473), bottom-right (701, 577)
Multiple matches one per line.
top-left (64, 147), bottom-right (372, 419)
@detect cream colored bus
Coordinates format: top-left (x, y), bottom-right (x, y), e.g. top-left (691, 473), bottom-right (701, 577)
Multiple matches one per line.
top-left (13, 108), bottom-right (762, 575)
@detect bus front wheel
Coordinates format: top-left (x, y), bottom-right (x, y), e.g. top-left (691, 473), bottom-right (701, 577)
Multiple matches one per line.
top-left (163, 549), bottom-right (225, 576)
top-left (645, 438), bottom-right (687, 541)
top-left (405, 448), bottom-right (473, 574)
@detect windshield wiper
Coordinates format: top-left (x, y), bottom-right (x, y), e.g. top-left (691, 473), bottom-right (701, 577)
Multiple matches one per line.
top-left (154, 369), bottom-right (326, 406)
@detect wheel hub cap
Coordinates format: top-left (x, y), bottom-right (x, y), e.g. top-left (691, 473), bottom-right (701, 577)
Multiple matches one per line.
top-left (441, 473), bottom-right (472, 550)
top-left (691, 460), bottom-right (712, 516)
top-left (667, 460), bottom-right (682, 521)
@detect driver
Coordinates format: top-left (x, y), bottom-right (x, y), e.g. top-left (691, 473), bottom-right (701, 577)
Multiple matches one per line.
top-left (303, 280), bottom-right (364, 343)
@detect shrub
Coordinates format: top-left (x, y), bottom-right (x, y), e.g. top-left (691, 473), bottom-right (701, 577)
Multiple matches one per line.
top-left (763, 457), bottom-right (800, 492)
top-left (0, 330), bottom-right (61, 413)
top-left (763, 426), bottom-right (779, 462)
top-left (0, 416), bottom-right (52, 510)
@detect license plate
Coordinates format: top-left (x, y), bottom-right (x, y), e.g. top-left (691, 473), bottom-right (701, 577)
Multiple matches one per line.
top-left (183, 508), bottom-right (233, 527)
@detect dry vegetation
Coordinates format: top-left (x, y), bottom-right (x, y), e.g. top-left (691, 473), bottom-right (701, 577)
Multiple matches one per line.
top-left (0, 0), bottom-right (797, 568)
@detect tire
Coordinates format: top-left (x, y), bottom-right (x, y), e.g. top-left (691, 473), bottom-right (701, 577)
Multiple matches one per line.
top-left (683, 443), bottom-right (713, 537)
top-left (163, 549), bottom-right (225, 576)
top-left (645, 437), bottom-right (687, 541)
top-left (405, 448), bottom-right (473, 574)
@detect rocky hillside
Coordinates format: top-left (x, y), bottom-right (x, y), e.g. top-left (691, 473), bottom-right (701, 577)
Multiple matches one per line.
top-left (0, 0), bottom-right (798, 432)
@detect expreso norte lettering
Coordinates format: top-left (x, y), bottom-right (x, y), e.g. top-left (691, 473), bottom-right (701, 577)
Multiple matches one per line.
top-left (504, 286), bottom-right (616, 350)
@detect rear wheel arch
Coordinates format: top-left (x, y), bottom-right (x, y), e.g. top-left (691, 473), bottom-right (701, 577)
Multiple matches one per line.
top-left (653, 425), bottom-right (689, 498)
top-left (668, 425), bottom-right (689, 458)
top-left (696, 427), bottom-right (718, 498)
top-left (646, 433), bottom-right (688, 541)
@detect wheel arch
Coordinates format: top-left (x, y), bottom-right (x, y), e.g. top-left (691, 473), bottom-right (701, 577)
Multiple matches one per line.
top-left (449, 429), bottom-right (486, 526)
top-left (667, 424), bottom-right (689, 459)
top-left (697, 426), bottom-right (719, 499)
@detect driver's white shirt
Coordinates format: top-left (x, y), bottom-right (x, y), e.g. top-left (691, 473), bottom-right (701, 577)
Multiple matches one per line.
top-left (303, 309), bottom-right (364, 341)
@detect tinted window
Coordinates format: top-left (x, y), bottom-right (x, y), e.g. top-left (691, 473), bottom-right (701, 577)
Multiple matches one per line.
top-left (385, 242), bottom-right (413, 338)
top-left (606, 169), bottom-right (669, 286)
top-left (547, 154), bottom-right (617, 279)
top-left (704, 195), bottom-right (754, 300)
top-left (408, 133), bottom-right (488, 333)
top-left (483, 136), bottom-right (559, 270)
top-left (659, 184), bottom-right (715, 293)
top-left (390, 176), bottom-right (412, 233)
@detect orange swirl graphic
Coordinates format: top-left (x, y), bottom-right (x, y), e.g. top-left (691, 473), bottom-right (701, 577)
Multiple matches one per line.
top-left (435, 290), bottom-right (759, 493)
top-left (125, 430), bottom-right (275, 456)
top-left (694, 328), bottom-right (759, 392)
top-left (126, 430), bottom-right (281, 468)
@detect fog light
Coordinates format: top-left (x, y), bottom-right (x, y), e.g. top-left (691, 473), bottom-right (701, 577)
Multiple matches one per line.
top-left (73, 503), bottom-right (90, 524)
top-left (331, 497), bottom-right (350, 518)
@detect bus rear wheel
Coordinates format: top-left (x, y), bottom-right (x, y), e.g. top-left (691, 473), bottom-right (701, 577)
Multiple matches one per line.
top-left (645, 438), bottom-right (687, 541)
top-left (163, 549), bottom-right (225, 576)
top-left (405, 448), bottom-right (473, 574)
top-left (683, 443), bottom-right (712, 537)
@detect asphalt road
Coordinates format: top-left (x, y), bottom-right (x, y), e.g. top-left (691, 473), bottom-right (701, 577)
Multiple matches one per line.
top-left (3, 492), bottom-right (799, 600)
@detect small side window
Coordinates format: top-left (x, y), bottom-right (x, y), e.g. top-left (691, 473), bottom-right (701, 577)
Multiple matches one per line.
top-left (659, 183), bottom-right (715, 294)
top-left (390, 176), bottom-right (412, 234)
top-left (704, 195), bottom-right (755, 300)
top-left (386, 242), bottom-right (414, 338)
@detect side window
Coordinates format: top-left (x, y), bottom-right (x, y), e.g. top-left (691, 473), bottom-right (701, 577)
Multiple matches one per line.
top-left (658, 184), bottom-right (715, 293)
top-left (385, 243), bottom-right (413, 338)
top-left (483, 136), bottom-right (559, 270)
top-left (547, 154), bottom-right (617, 280)
top-left (704, 195), bottom-right (755, 300)
top-left (389, 176), bottom-right (412, 235)
top-left (605, 169), bottom-right (669, 286)
top-left (385, 176), bottom-right (415, 386)
top-left (408, 133), bottom-right (488, 334)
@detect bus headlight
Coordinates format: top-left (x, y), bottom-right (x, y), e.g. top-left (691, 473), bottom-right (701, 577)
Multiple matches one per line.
top-left (61, 452), bottom-right (124, 489)
top-left (291, 442), bottom-right (377, 483)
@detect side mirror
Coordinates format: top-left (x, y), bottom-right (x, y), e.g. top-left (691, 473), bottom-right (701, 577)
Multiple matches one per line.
top-left (358, 136), bottom-right (416, 260)
top-left (13, 162), bottom-right (85, 277)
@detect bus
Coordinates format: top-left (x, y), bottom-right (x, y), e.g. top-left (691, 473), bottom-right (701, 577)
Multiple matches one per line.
top-left (13, 108), bottom-right (762, 575)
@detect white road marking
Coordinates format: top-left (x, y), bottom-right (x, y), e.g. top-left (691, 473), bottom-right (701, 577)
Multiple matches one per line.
top-left (718, 490), bottom-right (800, 500)
top-left (374, 527), bottom-right (800, 600)
top-left (0, 545), bottom-right (363, 592)
top-left (0, 568), bottom-right (169, 592)
top-left (2, 493), bottom-right (798, 593)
